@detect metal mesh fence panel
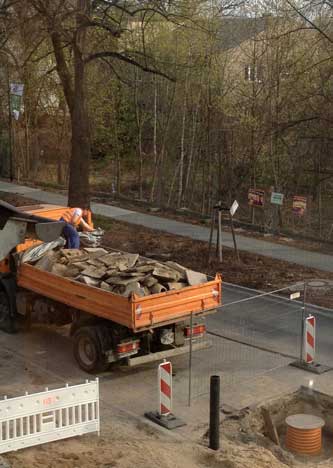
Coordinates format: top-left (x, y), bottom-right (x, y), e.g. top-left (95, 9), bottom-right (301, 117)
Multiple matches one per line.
top-left (189, 284), bottom-right (307, 402)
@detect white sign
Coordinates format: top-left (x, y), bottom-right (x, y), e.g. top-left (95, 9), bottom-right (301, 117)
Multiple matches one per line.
top-left (10, 83), bottom-right (24, 96)
top-left (230, 200), bottom-right (239, 217)
top-left (290, 291), bottom-right (301, 300)
top-left (12, 109), bottom-right (20, 120)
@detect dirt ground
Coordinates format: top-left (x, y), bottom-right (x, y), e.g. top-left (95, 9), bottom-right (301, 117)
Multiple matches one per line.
top-left (1, 191), bottom-right (333, 308)
top-left (4, 421), bottom-right (290, 468)
top-left (4, 390), bottom-right (333, 468)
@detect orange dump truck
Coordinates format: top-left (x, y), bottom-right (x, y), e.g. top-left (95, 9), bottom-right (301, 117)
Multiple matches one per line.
top-left (0, 202), bottom-right (222, 373)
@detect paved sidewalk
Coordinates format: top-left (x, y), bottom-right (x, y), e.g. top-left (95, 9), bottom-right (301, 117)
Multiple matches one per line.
top-left (1, 179), bottom-right (333, 273)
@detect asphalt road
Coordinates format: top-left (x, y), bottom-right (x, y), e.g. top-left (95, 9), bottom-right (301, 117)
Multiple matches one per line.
top-left (209, 283), bottom-right (333, 367)
top-left (0, 281), bottom-right (332, 430)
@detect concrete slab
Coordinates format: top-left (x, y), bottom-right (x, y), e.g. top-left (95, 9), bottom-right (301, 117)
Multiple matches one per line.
top-left (186, 269), bottom-right (207, 286)
top-left (290, 360), bottom-right (332, 375)
top-left (145, 411), bottom-right (186, 430)
top-left (81, 265), bottom-right (106, 279)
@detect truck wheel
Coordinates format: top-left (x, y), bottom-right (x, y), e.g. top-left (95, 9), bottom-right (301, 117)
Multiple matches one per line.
top-left (0, 290), bottom-right (15, 334)
top-left (73, 326), bottom-right (109, 373)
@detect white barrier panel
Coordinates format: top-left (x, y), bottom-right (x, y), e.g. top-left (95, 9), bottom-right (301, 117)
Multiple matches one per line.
top-left (0, 379), bottom-right (99, 454)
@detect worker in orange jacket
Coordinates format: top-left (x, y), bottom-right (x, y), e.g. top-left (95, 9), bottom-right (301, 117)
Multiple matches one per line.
top-left (60, 208), bottom-right (94, 249)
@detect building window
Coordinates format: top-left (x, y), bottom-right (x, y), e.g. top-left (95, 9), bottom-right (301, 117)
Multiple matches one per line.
top-left (245, 65), bottom-right (262, 82)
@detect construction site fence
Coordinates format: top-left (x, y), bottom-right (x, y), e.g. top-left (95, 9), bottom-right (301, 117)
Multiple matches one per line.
top-left (186, 283), bottom-right (333, 405)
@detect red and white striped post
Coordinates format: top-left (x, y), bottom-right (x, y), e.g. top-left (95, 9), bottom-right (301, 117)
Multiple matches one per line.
top-left (303, 315), bottom-right (315, 364)
top-left (145, 360), bottom-right (185, 429)
top-left (158, 361), bottom-right (172, 416)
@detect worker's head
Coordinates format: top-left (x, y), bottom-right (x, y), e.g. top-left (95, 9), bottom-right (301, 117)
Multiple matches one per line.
top-left (82, 208), bottom-right (91, 224)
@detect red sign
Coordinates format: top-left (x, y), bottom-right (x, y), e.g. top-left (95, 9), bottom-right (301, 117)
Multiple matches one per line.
top-left (293, 196), bottom-right (307, 216)
top-left (248, 188), bottom-right (265, 207)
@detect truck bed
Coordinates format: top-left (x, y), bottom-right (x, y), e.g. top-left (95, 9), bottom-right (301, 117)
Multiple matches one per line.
top-left (17, 264), bottom-right (222, 331)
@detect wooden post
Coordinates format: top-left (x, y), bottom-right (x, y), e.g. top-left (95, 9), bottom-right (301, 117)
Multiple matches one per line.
top-left (208, 208), bottom-right (215, 265)
top-left (218, 209), bottom-right (222, 263)
top-left (215, 209), bottom-right (219, 259)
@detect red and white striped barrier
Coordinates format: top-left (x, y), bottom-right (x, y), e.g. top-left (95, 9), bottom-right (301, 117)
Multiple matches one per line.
top-left (158, 361), bottom-right (172, 416)
top-left (145, 360), bottom-right (185, 429)
top-left (304, 315), bottom-right (315, 364)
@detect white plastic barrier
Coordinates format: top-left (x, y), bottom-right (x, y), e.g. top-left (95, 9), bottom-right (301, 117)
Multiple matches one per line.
top-left (0, 379), bottom-right (99, 454)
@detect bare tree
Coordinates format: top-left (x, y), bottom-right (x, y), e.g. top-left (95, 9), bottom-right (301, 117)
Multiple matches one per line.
top-left (11, 0), bottom-right (180, 207)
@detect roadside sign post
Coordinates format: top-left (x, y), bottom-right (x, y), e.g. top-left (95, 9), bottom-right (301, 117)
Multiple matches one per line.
top-left (229, 200), bottom-right (240, 262)
top-left (270, 192), bottom-right (284, 235)
top-left (248, 188), bottom-right (265, 226)
top-left (208, 201), bottom-right (228, 265)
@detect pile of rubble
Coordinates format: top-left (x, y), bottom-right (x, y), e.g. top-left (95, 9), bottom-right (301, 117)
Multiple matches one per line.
top-left (30, 247), bottom-right (208, 297)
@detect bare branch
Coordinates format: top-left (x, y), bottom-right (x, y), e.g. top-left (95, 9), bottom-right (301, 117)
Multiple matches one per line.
top-left (85, 50), bottom-right (175, 81)
top-left (285, 0), bottom-right (333, 43)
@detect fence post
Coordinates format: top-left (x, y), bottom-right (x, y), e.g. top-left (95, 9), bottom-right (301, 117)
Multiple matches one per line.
top-left (300, 282), bottom-right (306, 363)
top-left (188, 312), bottom-right (193, 407)
top-left (209, 375), bottom-right (220, 451)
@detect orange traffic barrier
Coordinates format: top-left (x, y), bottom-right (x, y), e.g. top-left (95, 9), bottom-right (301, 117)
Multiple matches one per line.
top-left (286, 414), bottom-right (325, 455)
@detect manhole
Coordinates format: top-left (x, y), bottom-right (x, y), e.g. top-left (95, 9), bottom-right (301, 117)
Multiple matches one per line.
top-left (307, 280), bottom-right (329, 288)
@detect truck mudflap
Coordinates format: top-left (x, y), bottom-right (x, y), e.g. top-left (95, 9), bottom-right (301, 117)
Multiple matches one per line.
top-left (125, 340), bottom-right (211, 367)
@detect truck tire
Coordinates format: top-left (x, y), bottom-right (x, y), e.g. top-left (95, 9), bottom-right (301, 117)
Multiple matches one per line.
top-left (0, 289), bottom-right (15, 334)
top-left (73, 326), bottom-right (109, 373)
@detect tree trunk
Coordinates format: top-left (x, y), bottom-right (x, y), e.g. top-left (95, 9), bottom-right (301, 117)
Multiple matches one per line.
top-left (149, 78), bottom-right (159, 202)
top-left (177, 91), bottom-right (186, 207)
top-left (68, 0), bottom-right (91, 208)
top-left (134, 68), bottom-right (144, 199)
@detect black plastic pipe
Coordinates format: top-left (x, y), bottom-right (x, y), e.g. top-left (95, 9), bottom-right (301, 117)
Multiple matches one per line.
top-left (209, 375), bottom-right (220, 450)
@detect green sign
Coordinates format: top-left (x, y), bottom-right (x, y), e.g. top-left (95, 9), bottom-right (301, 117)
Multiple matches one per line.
top-left (271, 192), bottom-right (284, 205)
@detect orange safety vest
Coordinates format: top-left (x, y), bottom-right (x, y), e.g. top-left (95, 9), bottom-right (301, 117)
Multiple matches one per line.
top-left (62, 208), bottom-right (82, 226)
